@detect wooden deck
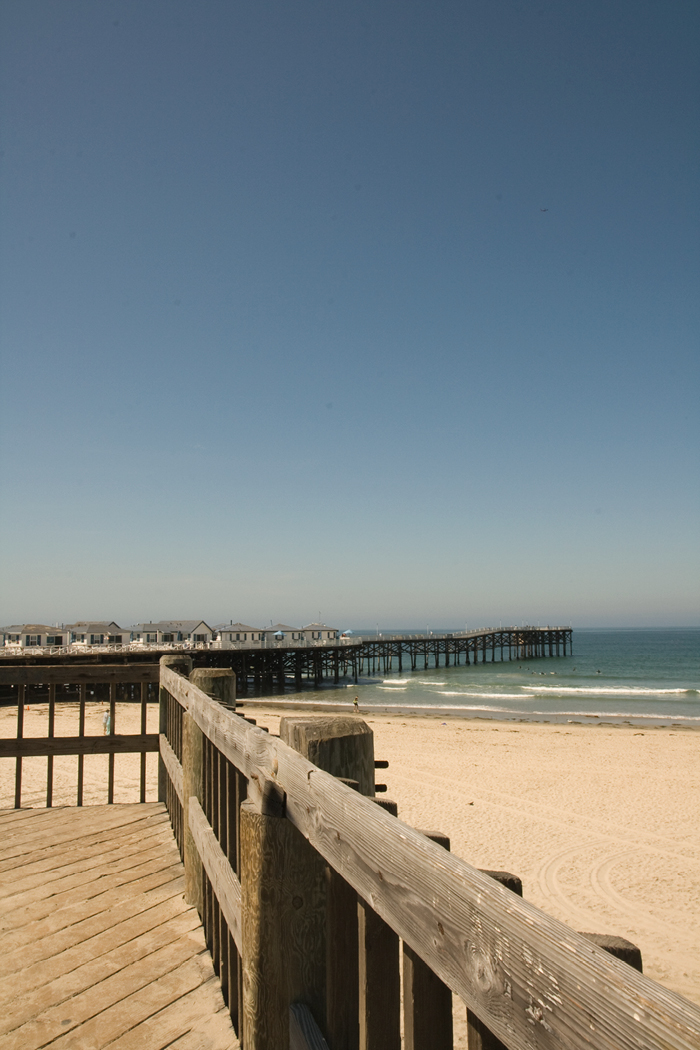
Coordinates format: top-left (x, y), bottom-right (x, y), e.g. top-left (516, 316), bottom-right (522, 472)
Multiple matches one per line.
top-left (0, 803), bottom-right (238, 1050)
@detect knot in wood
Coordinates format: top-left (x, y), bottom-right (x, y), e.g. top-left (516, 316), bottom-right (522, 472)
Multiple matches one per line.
top-left (437, 921), bottom-right (445, 936)
top-left (292, 895), bottom-right (303, 910)
top-left (467, 944), bottom-right (495, 993)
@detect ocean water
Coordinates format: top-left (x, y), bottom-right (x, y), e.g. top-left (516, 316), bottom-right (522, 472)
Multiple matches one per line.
top-left (285, 629), bottom-right (700, 726)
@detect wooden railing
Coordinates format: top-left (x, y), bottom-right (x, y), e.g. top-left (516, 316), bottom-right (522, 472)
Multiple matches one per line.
top-left (158, 656), bottom-right (700, 1050)
top-left (0, 664), bottom-right (159, 807)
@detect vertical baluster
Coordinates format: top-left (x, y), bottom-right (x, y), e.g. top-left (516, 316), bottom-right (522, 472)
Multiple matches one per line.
top-left (14, 684), bottom-right (25, 809)
top-left (140, 681), bottom-right (147, 802)
top-left (107, 681), bottom-right (116, 804)
top-left (46, 683), bottom-right (56, 807)
top-left (77, 683), bottom-right (86, 806)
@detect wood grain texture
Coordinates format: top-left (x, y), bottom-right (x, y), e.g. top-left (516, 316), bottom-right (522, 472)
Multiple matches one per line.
top-left (279, 717), bottom-right (374, 796)
top-left (161, 665), bottom-right (700, 1050)
top-left (0, 734), bottom-right (158, 758)
top-left (0, 804), bottom-right (237, 1050)
top-left (0, 664), bottom-right (159, 685)
top-left (240, 800), bottom-right (326, 1050)
top-left (404, 830), bottom-right (453, 1050)
top-left (358, 896), bottom-right (400, 1050)
top-left (160, 733), bottom-right (184, 804)
top-left (189, 797), bottom-right (242, 953)
top-left (182, 712), bottom-right (204, 912)
top-left (290, 1002), bottom-right (331, 1050)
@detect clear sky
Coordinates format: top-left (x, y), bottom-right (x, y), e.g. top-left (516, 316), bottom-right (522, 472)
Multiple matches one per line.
top-left (1, 0), bottom-right (698, 630)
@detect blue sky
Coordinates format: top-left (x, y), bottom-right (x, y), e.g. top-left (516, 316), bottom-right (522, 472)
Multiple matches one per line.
top-left (1, 0), bottom-right (698, 629)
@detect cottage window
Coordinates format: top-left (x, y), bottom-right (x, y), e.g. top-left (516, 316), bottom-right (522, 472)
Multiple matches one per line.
top-left (26, 635), bottom-right (41, 645)
top-left (8, 634), bottom-right (19, 642)
top-left (194, 634), bottom-right (207, 642)
top-left (108, 635), bottom-right (121, 643)
top-left (163, 634), bottom-right (174, 642)
top-left (146, 633), bottom-right (157, 643)
top-left (47, 636), bottom-right (63, 645)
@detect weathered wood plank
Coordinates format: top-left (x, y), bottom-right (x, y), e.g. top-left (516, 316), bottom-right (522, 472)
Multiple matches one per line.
top-left (189, 797), bottom-right (242, 952)
top-left (290, 1002), bottom-right (331, 1050)
top-left (160, 733), bottom-right (184, 804)
top-left (161, 665), bottom-right (700, 1050)
top-left (0, 733), bottom-right (159, 758)
top-left (0, 910), bottom-right (203, 1035)
top-left (0, 664), bottom-right (159, 685)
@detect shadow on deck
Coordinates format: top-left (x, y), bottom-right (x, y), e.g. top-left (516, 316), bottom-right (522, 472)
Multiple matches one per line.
top-left (0, 803), bottom-right (238, 1050)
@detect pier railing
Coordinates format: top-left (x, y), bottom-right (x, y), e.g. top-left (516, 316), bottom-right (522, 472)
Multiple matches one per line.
top-left (158, 656), bottom-right (700, 1050)
top-left (0, 663), bottom-right (159, 807)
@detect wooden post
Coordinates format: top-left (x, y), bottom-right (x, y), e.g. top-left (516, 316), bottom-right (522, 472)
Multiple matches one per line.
top-left (280, 716), bottom-right (376, 1050)
top-left (181, 666), bottom-right (207, 914)
top-left (240, 796), bottom-right (327, 1050)
top-left (579, 933), bottom-right (643, 972)
top-left (403, 831), bottom-right (453, 1050)
top-left (190, 667), bottom-right (236, 709)
top-left (467, 871), bottom-right (523, 1050)
top-left (279, 716), bottom-right (374, 795)
top-left (159, 655), bottom-right (193, 802)
top-left (46, 683), bottom-right (55, 807)
top-left (14, 684), bottom-right (25, 809)
top-left (358, 877), bottom-right (400, 1050)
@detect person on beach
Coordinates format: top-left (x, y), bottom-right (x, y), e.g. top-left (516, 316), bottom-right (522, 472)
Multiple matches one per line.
top-left (353, 696), bottom-right (359, 711)
top-left (102, 709), bottom-right (111, 735)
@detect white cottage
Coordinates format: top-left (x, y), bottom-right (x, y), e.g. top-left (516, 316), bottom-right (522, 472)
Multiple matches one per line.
top-left (212, 623), bottom-right (265, 648)
top-left (66, 621), bottom-right (129, 645)
top-left (129, 621), bottom-right (214, 646)
top-left (2, 624), bottom-right (67, 648)
top-left (302, 622), bottom-right (340, 644)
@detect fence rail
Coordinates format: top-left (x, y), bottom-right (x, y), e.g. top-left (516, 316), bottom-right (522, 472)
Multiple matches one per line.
top-left (0, 664), bottom-right (159, 807)
top-left (158, 659), bottom-right (700, 1050)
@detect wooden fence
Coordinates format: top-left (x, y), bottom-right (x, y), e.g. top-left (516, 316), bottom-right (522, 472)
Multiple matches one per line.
top-left (158, 656), bottom-right (700, 1050)
top-left (0, 663), bottom-right (159, 807)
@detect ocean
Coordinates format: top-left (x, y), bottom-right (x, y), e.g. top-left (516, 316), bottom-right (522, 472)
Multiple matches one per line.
top-left (285, 629), bottom-right (700, 726)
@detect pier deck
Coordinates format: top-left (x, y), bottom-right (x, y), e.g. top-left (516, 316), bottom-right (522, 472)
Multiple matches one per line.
top-left (0, 803), bottom-right (238, 1050)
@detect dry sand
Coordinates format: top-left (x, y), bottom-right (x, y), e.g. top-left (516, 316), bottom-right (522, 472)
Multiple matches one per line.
top-left (2, 699), bottom-right (698, 1029)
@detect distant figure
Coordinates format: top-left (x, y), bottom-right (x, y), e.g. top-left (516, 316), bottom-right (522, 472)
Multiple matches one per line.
top-left (102, 710), bottom-right (111, 735)
top-left (353, 696), bottom-right (359, 711)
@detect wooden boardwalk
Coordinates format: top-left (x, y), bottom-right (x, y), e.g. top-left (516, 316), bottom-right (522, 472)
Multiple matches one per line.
top-left (0, 803), bottom-right (238, 1050)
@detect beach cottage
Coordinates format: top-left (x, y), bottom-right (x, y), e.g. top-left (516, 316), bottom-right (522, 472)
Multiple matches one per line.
top-left (66, 621), bottom-right (129, 645)
top-left (129, 621), bottom-right (214, 646)
top-left (302, 622), bottom-right (340, 644)
top-left (1, 624), bottom-right (67, 648)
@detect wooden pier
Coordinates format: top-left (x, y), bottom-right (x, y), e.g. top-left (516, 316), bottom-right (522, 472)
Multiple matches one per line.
top-left (195, 626), bottom-right (574, 695)
top-left (1, 655), bottom-right (699, 1050)
top-left (0, 627), bottom-right (572, 700)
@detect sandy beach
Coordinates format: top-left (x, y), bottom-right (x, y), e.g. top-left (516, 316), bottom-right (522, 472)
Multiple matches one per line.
top-left (2, 699), bottom-right (698, 1033)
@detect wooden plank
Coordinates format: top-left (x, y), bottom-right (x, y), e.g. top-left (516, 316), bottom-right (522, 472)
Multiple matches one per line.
top-left (160, 733), bottom-right (184, 803)
top-left (160, 664), bottom-right (700, 1050)
top-left (0, 866), bottom-right (185, 956)
top-left (0, 909), bottom-right (203, 1035)
top-left (0, 733), bottom-right (159, 758)
top-left (0, 804), bottom-right (167, 861)
top-left (0, 664), bottom-right (160, 685)
top-left (0, 823), bottom-right (175, 900)
top-left (0, 810), bottom-right (171, 875)
top-left (290, 1002), bottom-right (331, 1050)
top-left (0, 873), bottom-right (186, 980)
top-left (189, 797), bottom-right (242, 952)
top-left (1, 893), bottom-right (191, 995)
top-left (3, 946), bottom-right (215, 1050)
top-left (1, 851), bottom-right (185, 931)
top-left (100, 978), bottom-right (236, 1050)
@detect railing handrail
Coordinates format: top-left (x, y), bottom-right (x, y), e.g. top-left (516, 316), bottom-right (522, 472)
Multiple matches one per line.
top-left (160, 663), bottom-right (700, 1050)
